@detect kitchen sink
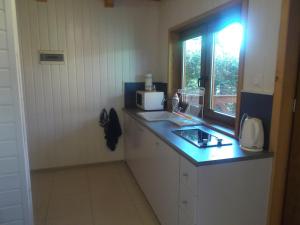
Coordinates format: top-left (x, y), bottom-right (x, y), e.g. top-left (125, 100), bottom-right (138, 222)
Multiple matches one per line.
top-left (136, 111), bottom-right (202, 126)
top-left (136, 111), bottom-right (177, 121)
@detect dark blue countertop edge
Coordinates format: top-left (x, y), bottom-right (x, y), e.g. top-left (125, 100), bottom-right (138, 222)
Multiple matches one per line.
top-left (123, 108), bottom-right (273, 167)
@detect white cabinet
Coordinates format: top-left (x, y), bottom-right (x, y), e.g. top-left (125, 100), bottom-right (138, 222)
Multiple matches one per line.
top-left (178, 156), bottom-right (273, 225)
top-left (124, 113), bottom-right (272, 225)
top-left (195, 158), bottom-right (272, 225)
top-left (124, 114), bottom-right (139, 174)
top-left (150, 140), bottom-right (179, 225)
top-left (124, 114), bottom-right (180, 225)
top-left (179, 157), bottom-right (198, 225)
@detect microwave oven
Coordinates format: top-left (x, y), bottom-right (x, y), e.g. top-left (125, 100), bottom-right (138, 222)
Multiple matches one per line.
top-left (136, 91), bottom-right (164, 111)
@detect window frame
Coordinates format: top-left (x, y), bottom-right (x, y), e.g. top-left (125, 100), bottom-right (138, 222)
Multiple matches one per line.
top-left (168, 0), bottom-right (248, 134)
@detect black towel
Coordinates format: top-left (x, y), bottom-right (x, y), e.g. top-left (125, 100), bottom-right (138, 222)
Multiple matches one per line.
top-left (99, 109), bottom-right (109, 127)
top-left (103, 108), bottom-right (122, 151)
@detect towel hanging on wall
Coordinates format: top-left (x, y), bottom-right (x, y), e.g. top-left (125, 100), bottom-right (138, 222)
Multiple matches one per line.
top-left (99, 108), bottom-right (122, 151)
top-left (99, 109), bottom-right (109, 127)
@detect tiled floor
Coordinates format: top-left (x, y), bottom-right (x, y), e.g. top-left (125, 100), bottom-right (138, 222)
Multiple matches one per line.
top-left (31, 162), bottom-right (160, 225)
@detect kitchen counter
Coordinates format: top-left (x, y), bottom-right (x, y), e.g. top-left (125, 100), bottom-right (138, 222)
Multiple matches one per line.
top-left (124, 108), bottom-right (273, 167)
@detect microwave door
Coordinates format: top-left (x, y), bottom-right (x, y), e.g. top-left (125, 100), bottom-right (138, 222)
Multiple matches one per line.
top-left (136, 92), bottom-right (143, 108)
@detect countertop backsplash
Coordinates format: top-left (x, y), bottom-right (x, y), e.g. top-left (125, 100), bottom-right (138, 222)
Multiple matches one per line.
top-left (124, 84), bottom-right (273, 151)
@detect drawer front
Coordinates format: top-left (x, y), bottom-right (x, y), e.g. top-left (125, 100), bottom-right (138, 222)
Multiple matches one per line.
top-left (179, 185), bottom-right (197, 222)
top-left (180, 157), bottom-right (197, 194)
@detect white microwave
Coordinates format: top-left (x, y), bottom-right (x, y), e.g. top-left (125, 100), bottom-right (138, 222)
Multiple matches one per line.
top-left (136, 91), bottom-right (164, 111)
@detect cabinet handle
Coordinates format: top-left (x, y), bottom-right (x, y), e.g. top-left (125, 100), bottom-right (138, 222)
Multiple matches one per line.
top-left (182, 200), bottom-right (188, 205)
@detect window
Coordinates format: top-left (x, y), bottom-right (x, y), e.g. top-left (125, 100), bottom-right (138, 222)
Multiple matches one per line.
top-left (180, 8), bottom-right (244, 127)
top-left (182, 36), bottom-right (202, 89)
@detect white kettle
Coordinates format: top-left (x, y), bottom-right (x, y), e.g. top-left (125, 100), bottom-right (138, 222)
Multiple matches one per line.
top-left (239, 114), bottom-right (264, 152)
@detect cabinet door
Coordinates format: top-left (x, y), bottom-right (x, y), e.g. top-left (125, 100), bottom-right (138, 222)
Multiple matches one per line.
top-left (124, 115), bottom-right (151, 192)
top-left (124, 115), bottom-right (145, 178)
top-left (124, 114), bottom-right (133, 162)
top-left (150, 140), bottom-right (180, 225)
top-left (132, 122), bottom-right (152, 191)
top-left (124, 114), bottom-right (135, 169)
top-left (124, 116), bottom-right (180, 225)
top-left (179, 157), bottom-right (198, 225)
top-left (196, 158), bottom-right (272, 225)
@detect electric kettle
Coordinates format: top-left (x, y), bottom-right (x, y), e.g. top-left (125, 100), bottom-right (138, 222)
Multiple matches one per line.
top-left (239, 114), bottom-right (264, 152)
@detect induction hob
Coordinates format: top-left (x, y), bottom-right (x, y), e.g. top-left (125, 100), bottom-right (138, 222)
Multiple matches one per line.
top-left (173, 128), bottom-right (232, 148)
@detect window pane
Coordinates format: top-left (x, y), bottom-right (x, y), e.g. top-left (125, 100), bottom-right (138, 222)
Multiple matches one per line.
top-left (182, 37), bottom-right (202, 89)
top-left (211, 23), bottom-right (243, 117)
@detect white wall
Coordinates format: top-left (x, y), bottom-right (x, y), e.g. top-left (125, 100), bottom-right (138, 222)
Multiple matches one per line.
top-left (17, 0), bottom-right (282, 169)
top-left (159, 0), bottom-right (282, 95)
top-left (16, 0), bottom-right (160, 169)
top-left (0, 0), bottom-right (33, 224)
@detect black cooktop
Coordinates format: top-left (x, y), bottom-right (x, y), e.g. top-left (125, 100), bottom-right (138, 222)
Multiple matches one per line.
top-left (173, 128), bottom-right (232, 148)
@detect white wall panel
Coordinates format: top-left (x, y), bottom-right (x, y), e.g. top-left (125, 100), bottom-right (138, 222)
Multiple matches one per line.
top-left (0, 174), bottom-right (20, 191)
top-left (0, 69), bottom-right (10, 86)
top-left (0, 10), bottom-right (5, 30)
top-left (0, 49), bottom-right (9, 67)
top-left (243, 0), bottom-right (282, 94)
top-left (0, 30), bottom-right (7, 49)
top-left (16, 0), bottom-right (160, 169)
top-left (0, 190), bottom-right (22, 208)
top-left (0, 0), bottom-right (4, 10)
top-left (0, 141), bottom-right (17, 157)
top-left (0, 106), bottom-right (14, 122)
top-left (0, 124), bottom-right (16, 141)
top-left (1, 221), bottom-right (23, 225)
top-left (0, 158), bottom-right (19, 175)
top-left (0, 205), bottom-right (23, 224)
top-left (0, 1), bottom-right (33, 224)
top-left (0, 88), bottom-right (12, 104)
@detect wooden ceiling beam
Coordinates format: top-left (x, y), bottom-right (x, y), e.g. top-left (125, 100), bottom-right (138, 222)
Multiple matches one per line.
top-left (36, 0), bottom-right (159, 7)
top-left (104, 0), bottom-right (114, 8)
top-left (103, 0), bottom-right (160, 8)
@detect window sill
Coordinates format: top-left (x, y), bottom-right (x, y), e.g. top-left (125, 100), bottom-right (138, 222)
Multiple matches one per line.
top-left (201, 118), bottom-right (236, 139)
top-left (177, 112), bottom-right (236, 138)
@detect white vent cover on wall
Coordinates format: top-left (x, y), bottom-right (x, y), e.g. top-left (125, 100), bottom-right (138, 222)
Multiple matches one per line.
top-left (39, 50), bottom-right (65, 64)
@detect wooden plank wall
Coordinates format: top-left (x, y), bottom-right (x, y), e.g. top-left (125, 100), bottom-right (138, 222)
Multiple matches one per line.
top-left (16, 0), bottom-right (160, 170)
top-left (0, 0), bottom-right (33, 224)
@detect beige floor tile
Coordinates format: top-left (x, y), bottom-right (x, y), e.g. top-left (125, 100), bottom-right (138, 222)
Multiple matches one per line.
top-left (31, 162), bottom-right (161, 225)
top-left (135, 202), bottom-right (160, 225)
top-left (33, 198), bottom-right (49, 221)
top-left (31, 171), bottom-right (54, 202)
top-left (47, 215), bottom-right (93, 225)
top-left (116, 163), bottom-right (161, 225)
top-left (91, 166), bottom-right (143, 225)
top-left (52, 168), bottom-right (89, 197)
top-left (31, 171), bottom-right (54, 221)
top-left (88, 165), bottom-right (125, 197)
top-left (92, 198), bottom-right (142, 225)
top-left (34, 218), bottom-right (47, 225)
top-left (87, 163), bottom-right (120, 183)
top-left (117, 163), bottom-right (147, 206)
top-left (47, 194), bottom-right (92, 219)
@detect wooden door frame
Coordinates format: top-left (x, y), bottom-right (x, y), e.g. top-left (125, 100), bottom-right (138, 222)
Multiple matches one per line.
top-left (167, 0), bottom-right (248, 134)
top-left (268, 0), bottom-right (300, 224)
top-left (282, 59), bottom-right (300, 225)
